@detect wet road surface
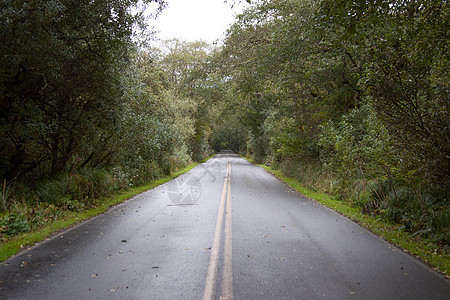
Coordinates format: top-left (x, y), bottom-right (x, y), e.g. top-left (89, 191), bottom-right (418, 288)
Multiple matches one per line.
top-left (0, 154), bottom-right (448, 299)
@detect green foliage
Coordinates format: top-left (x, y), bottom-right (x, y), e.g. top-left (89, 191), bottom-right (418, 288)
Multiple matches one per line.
top-left (211, 121), bottom-right (248, 154)
top-left (0, 159), bottom-right (206, 261)
top-left (369, 180), bottom-right (449, 243)
top-left (0, 0), bottom-right (211, 217)
top-left (0, 200), bottom-right (66, 238)
top-left (36, 168), bottom-right (113, 206)
top-left (1, 0), bottom-right (447, 262)
top-left (217, 0), bottom-right (449, 243)
top-left (318, 0), bottom-right (450, 194)
top-left (0, 0), bottom-right (166, 183)
top-left (319, 104), bottom-right (392, 196)
top-left (147, 39), bottom-right (215, 162)
top-left (0, 213), bottom-right (30, 235)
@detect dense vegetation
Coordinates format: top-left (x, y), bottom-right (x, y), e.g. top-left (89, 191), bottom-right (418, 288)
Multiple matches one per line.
top-left (0, 0), bottom-right (214, 236)
top-left (1, 0), bottom-right (448, 251)
top-left (213, 0), bottom-right (449, 246)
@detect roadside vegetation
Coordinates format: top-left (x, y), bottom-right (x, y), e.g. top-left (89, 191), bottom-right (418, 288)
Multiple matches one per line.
top-left (0, 1), bottom-right (215, 251)
top-left (0, 159), bottom-right (209, 261)
top-left (1, 0), bottom-right (448, 272)
top-left (211, 0), bottom-right (449, 259)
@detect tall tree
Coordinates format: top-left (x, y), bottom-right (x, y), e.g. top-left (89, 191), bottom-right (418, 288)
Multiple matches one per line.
top-left (0, 0), bottom-right (165, 182)
top-left (155, 39), bottom-right (215, 160)
top-left (319, 0), bottom-right (450, 193)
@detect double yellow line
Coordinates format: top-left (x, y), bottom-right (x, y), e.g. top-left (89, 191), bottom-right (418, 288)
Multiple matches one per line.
top-left (203, 159), bottom-right (233, 300)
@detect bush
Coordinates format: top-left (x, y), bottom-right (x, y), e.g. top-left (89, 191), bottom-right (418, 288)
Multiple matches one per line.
top-left (36, 168), bottom-right (113, 206)
top-left (368, 179), bottom-right (449, 245)
top-left (113, 159), bottom-right (162, 188)
top-left (277, 158), bottom-right (332, 194)
top-left (0, 213), bottom-right (30, 235)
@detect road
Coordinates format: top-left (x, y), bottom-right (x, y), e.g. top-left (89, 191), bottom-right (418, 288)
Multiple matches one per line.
top-left (0, 154), bottom-right (448, 299)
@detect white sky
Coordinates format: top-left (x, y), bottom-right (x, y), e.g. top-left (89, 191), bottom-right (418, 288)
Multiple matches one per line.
top-left (150, 0), bottom-right (248, 43)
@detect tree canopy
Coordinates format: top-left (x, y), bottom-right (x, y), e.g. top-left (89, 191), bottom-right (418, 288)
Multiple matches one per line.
top-left (1, 0), bottom-right (448, 245)
top-left (211, 0), bottom-right (449, 243)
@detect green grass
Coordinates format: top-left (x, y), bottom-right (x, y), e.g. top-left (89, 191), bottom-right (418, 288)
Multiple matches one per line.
top-left (249, 159), bottom-right (449, 278)
top-left (0, 158), bottom-right (210, 262)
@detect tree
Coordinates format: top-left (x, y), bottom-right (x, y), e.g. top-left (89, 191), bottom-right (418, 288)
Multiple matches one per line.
top-left (319, 0), bottom-right (450, 194)
top-left (218, 0), bottom-right (363, 162)
top-left (155, 39), bottom-right (215, 160)
top-left (0, 0), bottom-right (165, 183)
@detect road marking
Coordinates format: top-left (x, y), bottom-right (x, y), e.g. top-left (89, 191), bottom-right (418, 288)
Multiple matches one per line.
top-left (203, 158), bottom-right (233, 300)
top-left (222, 161), bottom-right (233, 299)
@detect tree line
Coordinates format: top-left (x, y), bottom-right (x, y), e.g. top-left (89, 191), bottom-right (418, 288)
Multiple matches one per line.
top-left (212, 0), bottom-right (448, 244)
top-left (0, 0), bottom-right (216, 234)
top-left (0, 0), bottom-right (448, 245)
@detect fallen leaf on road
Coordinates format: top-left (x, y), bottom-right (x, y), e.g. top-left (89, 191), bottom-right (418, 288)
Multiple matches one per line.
top-left (110, 286), bottom-right (119, 292)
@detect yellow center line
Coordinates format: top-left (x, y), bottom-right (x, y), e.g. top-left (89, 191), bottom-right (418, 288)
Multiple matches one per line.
top-left (221, 161), bottom-right (233, 299)
top-left (203, 157), bottom-right (234, 300)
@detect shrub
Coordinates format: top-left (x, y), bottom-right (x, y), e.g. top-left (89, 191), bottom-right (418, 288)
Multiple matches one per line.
top-left (0, 213), bottom-right (30, 235)
top-left (36, 168), bottom-right (113, 206)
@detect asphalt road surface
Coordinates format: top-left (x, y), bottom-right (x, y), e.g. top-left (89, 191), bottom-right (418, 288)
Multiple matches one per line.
top-left (0, 154), bottom-right (448, 299)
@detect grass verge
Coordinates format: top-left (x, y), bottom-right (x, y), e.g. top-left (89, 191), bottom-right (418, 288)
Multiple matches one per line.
top-left (0, 158), bottom-right (210, 262)
top-left (247, 158), bottom-right (449, 278)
